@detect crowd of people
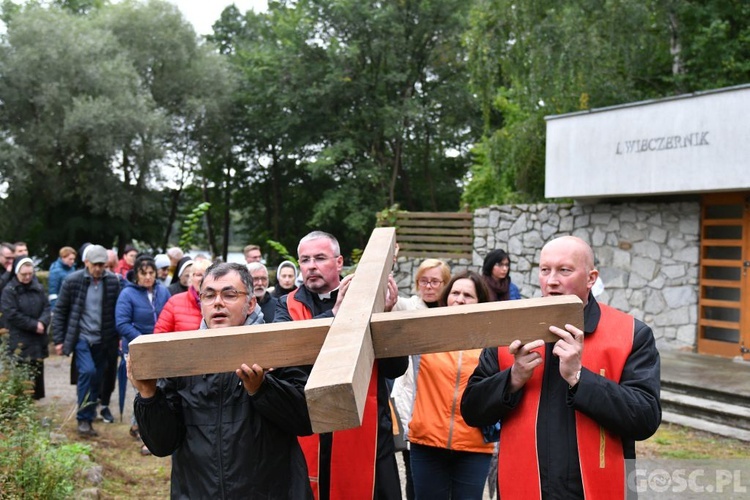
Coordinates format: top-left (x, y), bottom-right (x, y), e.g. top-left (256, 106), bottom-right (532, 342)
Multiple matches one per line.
top-left (0, 233), bottom-right (660, 499)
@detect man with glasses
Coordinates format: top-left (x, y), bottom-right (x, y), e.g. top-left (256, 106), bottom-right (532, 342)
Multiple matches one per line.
top-left (129, 262), bottom-right (314, 498)
top-left (247, 262), bottom-right (278, 322)
top-left (275, 231), bottom-right (406, 500)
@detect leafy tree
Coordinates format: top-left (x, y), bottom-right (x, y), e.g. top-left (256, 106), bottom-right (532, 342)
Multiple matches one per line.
top-left (213, 0), bottom-right (481, 257)
top-left (0, 1), bottom-right (234, 261)
top-left (462, 0), bottom-right (673, 207)
top-left (667, 0), bottom-right (750, 91)
top-left (209, 2), bottom-right (328, 261)
top-left (0, 4), bottom-right (158, 259)
top-left (461, 0), bottom-right (750, 208)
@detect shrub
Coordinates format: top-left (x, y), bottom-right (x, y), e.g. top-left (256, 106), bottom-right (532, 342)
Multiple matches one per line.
top-left (0, 338), bottom-right (90, 498)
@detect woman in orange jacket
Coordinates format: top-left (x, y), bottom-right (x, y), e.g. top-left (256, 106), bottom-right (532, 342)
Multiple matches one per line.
top-left (407, 271), bottom-right (495, 499)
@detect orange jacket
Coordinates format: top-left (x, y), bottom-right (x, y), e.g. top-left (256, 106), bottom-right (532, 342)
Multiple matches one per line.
top-left (408, 350), bottom-right (495, 454)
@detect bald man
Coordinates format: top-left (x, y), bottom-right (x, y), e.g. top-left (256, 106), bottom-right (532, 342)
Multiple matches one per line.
top-left (461, 236), bottom-right (661, 499)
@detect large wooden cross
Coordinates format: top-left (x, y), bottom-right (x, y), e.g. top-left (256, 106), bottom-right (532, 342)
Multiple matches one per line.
top-left (129, 227), bottom-right (583, 433)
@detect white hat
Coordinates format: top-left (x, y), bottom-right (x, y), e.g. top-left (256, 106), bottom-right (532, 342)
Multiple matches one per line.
top-left (154, 254), bottom-right (170, 269)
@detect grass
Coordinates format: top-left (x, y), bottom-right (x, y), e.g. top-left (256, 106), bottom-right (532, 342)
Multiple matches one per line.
top-left (36, 405), bottom-right (171, 499)
top-left (0, 348), bottom-right (92, 498)
top-left (27, 352), bottom-right (750, 497)
top-left (36, 402), bottom-right (172, 498)
top-left (638, 423), bottom-right (750, 460)
top-left (35, 415), bottom-right (747, 498)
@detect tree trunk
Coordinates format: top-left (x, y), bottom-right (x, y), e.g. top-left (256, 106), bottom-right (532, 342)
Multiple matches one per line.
top-left (162, 188), bottom-right (181, 250)
top-left (201, 178), bottom-right (217, 259)
top-left (221, 169), bottom-right (231, 262)
top-left (668, 10), bottom-right (683, 80)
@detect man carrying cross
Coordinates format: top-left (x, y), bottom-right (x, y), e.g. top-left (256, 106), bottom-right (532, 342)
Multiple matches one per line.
top-left (461, 236), bottom-right (661, 499)
top-left (129, 262), bottom-right (314, 499)
top-left (275, 231), bottom-right (406, 500)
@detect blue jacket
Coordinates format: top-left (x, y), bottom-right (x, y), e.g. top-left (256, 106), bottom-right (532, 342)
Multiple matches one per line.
top-left (116, 280), bottom-right (170, 354)
top-left (48, 257), bottom-right (76, 308)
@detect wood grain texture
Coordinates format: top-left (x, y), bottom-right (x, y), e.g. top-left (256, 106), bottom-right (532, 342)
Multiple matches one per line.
top-left (128, 319), bottom-right (332, 380)
top-left (371, 295), bottom-right (583, 357)
top-left (128, 296), bottom-right (583, 381)
top-left (304, 227), bottom-right (396, 433)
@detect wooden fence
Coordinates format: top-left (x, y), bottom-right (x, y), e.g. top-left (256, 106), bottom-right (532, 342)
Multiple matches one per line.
top-left (377, 211), bottom-right (473, 260)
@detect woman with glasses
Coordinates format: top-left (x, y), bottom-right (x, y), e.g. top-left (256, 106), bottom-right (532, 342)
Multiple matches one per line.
top-left (1, 256), bottom-right (51, 400)
top-left (407, 271), bottom-right (495, 499)
top-left (481, 249), bottom-right (521, 301)
top-left (391, 258), bottom-right (450, 500)
top-left (116, 255), bottom-right (170, 454)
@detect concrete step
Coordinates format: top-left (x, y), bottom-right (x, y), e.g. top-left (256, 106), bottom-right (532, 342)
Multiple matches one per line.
top-left (661, 389), bottom-right (750, 432)
top-left (662, 379), bottom-right (750, 410)
top-left (661, 411), bottom-right (750, 442)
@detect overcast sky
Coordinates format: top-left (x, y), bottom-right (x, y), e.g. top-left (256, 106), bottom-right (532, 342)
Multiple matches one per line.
top-left (167, 0), bottom-right (268, 36)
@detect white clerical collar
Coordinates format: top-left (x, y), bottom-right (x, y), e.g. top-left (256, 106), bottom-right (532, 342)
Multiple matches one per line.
top-left (317, 286), bottom-right (340, 301)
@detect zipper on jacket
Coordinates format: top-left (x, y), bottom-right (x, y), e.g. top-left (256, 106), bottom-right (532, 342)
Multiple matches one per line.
top-left (447, 351), bottom-right (464, 449)
top-left (218, 372), bottom-right (226, 498)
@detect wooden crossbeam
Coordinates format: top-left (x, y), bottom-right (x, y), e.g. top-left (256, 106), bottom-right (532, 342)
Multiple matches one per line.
top-left (129, 295), bottom-right (583, 431)
top-left (127, 226), bottom-right (585, 434)
top-left (370, 296), bottom-right (581, 358)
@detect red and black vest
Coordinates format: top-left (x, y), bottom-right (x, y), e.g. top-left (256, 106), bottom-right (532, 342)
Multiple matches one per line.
top-left (497, 303), bottom-right (634, 499)
top-left (287, 288), bottom-right (379, 500)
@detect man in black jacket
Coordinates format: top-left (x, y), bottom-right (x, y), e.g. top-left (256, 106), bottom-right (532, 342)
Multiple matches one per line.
top-left (52, 244), bottom-right (121, 437)
top-left (247, 262), bottom-right (278, 322)
top-left (461, 236), bottom-right (661, 499)
top-left (130, 262), bottom-right (313, 499)
top-left (275, 231), bottom-right (405, 500)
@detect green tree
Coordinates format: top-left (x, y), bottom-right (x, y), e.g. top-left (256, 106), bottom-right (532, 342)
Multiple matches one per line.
top-left (0, 1), bottom-right (234, 260)
top-left (209, 2), bottom-right (329, 261)
top-left (667, 0), bottom-right (750, 91)
top-left (213, 0), bottom-right (481, 257)
top-left (0, 4), bottom-right (159, 258)
top-left (461, 0), bottom-right (750, 208)
top-left (462, 0), bottom-right (673, 207)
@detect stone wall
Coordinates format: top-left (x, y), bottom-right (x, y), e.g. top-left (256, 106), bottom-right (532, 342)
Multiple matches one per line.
top-left (393, 201), bottom-right (701, 351)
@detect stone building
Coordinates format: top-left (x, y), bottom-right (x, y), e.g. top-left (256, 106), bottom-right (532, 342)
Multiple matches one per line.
top-left (394, 84), bottom-right (750, 360)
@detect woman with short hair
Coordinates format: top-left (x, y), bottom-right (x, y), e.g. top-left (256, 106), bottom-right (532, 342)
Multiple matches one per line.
top-left (48, 246), bottom-right (76, 308)
top-left (116, 255), bottom-right (170, 453)
top-left (391, 258), bottom-right (451, 500)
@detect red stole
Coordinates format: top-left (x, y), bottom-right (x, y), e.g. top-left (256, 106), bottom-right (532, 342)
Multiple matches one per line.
top-left (497, 303), bottom-right (633, 499)
top-left (287, 289), bottom-right (379, 500)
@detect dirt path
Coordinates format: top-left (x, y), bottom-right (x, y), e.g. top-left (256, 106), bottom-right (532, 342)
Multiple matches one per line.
top-left (38, 352), bottom-right (750, 498)
top-left (37, 354), bottom-right (171, 498)
top-left (36, 354), bottom-right (494, 498)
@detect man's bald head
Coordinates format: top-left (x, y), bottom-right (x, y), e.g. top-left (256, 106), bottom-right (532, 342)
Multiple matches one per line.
top-left (539, 236), bottom-right (598, 305)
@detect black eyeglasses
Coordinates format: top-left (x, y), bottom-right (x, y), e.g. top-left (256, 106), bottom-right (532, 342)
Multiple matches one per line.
top-left (199, 289), bottom-right (249, 305)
